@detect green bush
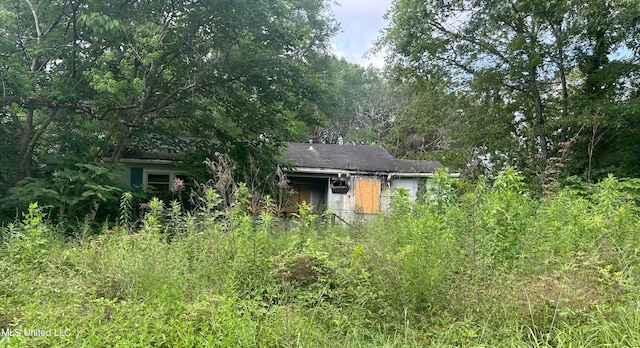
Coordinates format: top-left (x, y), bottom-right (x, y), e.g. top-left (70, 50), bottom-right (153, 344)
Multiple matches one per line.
top-left (1, 170), bottom-right (639, 347)
top-left (0, 159), bottom-right (124, 224)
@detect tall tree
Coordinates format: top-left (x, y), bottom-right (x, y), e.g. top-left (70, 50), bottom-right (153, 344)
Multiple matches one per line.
top-left (0, 0), bottom-right (337, 220)
top-left (0, 0), bottom-right (85, 181)
top-left (305, 57), bottom-right (403, 144)
top-left (386, 78), bottom-right (476, 172)
top-left (0, 0), bottom-right (337, 185)
top-left (379, 0), bottom-right (640, 178)
top-left (564, 0), bottom-right (640, 181)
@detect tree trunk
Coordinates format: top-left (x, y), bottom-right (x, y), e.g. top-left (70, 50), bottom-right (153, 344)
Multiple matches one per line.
top-left (109, 126), bottom-right (131, 164)
top-left (88, 199), bottom-right (100, 222)
top-left (529, 74), bottom-right (548, 160)
top-left (16, 107), bottom-right (58, 184)
top-left (17, 109), bottom-right (35, 183)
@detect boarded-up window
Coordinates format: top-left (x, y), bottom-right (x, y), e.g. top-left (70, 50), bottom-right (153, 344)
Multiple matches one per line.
top-left (283, 183), bottom-right (311, 213)
top-left (355, 179), bottom-right (380, 214)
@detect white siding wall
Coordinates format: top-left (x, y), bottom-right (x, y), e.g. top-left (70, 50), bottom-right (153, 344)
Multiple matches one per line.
top-left (390, 178), bottom-right (420, 200)
top-left (119, 165), bottom-right (131, 187)
top-left (120, 162), bottom-right (188, 187)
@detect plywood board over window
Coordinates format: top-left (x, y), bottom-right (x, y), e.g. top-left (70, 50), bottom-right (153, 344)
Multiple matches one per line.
top-left (283, 183), bottom-right (311, 213)
top-left (355, 179), bottom-right (380, 214)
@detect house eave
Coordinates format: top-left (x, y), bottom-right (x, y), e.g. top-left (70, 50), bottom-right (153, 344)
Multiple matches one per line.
top-left (287, 167), bottom-right (353, 176)
top-left (288, 166), bottom-right (460, 178)
top-left (389, 172), bottom-right (461, 178)
top-left (288, 167), bottom-right (393, 177)
top-left (120, 158), bottom-right (179, 165)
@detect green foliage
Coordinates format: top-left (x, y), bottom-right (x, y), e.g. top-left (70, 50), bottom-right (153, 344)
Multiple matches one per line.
top-left (141, 197), bottom-right (165, 236)
top-left (3, 203), bottom-right (53, 270)
top-left (1, 0), bottom-right (338, 209)
top-left (118, 192), bottom-right (134, 232)
top-left (423, 167), bottom-right (456, 209)
top-left (389, 187), bottom-right (412, 217)
top-left (304, 58), bottom-right (402, 144)
top-left (0, 159), bottom-right (123, 223)
top-left (293, 201), bottom-right (319, 237)
top-left (380, 0), bottom-right (640, 180)
top-left (480, 168), bottom-right (533, 265)
top-left (166, 199), bottom-right (186, 239)
top-left (386, 78), bottom-right (472, 171)
top-left (2, 171), bottom-right (640, 346)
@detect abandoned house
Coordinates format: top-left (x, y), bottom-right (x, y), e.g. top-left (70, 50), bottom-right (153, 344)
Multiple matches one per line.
top-left (281, 143), bottom-right (451, 222)
top-left (119, 140), bottom-right (454, 222)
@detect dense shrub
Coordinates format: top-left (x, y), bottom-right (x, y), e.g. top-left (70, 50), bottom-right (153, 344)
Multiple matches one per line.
top-left (1, 170), bottom-right (639, 346)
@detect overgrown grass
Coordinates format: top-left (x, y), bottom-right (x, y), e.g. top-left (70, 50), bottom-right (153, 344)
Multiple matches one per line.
top-left (1, 171), bottom-right (639, 347)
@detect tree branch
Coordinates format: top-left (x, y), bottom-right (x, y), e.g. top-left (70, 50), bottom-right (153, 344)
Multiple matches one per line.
top-left (0, 96), bottom-right (95, 114)
top-left (26, 107), bottom-right (58, 158)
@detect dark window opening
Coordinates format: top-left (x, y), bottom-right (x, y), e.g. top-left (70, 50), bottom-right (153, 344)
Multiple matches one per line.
top-left (146, 172), bottom-right (189, 192)
top-left (148, 173), bottom-right (171, 191)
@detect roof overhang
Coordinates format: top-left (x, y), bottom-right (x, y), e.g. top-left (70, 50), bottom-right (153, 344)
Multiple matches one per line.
top-left (287, 166), bottom-right (461, 178)
top-left (286, 167), bottom-right (352, 177)
top-left (120, 158), bottom-right (178, 165)
top-left (388, 172), bottom-right (461, 178)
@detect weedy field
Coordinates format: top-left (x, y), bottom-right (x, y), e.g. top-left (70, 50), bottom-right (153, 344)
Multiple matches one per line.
top-left (1, 170), bottom-right (639, 347)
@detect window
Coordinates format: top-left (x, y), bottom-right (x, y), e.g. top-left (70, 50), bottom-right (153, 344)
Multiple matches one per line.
top-left (330, 178), bottom-right (349, 194)
top-left (146, 172), bottom-right (189, 191)
top-left (355, 179), bottom-right (380, 214)
top-left (147, 173), bottom-right (170, 191)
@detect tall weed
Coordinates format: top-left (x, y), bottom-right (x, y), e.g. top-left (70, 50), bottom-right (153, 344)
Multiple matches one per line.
top-left (2, 170), bottom-right (640, 347)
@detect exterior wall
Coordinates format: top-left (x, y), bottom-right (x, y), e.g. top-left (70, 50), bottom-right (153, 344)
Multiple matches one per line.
top-left (390, 177), bottom-right (420, 200)
top-left (327, 176), bottom-right (429, 221)
top-left (119, 159), bottom-right (433, 223)
top-left (326, 174), bottom-right (390, 222)
top-left (119, 165), bottom-right (132, 187)
top-left (327, 181), bottom-right (356, 222)
top-left (120, 162), bottom-right (188, 188)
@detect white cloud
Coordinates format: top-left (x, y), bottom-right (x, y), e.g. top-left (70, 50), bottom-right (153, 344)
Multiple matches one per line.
top-left (330, 0), bottom-right (393, 68)
top-left (330, 43), bottom-right (345, 59)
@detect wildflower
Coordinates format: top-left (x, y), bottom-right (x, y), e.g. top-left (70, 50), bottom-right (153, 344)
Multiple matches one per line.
top-left (172, 177), bottom-right (185, 193)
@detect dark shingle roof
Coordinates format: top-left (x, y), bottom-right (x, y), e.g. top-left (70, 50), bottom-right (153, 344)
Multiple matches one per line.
top-left (122, 139), bottom-right (444, 174)
top-left (283, 143), bottom-right (443, 173)
top-left (122, 136), bottom-right (215, 160)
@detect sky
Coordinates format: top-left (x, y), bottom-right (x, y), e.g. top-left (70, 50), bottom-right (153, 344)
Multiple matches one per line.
top-left (329, 0), bottom-right (393, 69)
